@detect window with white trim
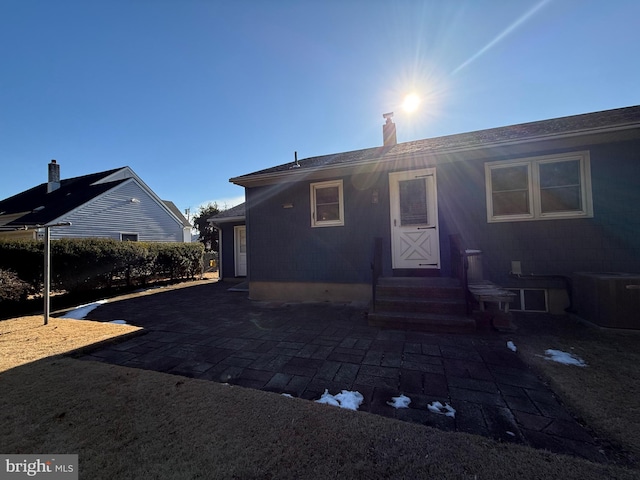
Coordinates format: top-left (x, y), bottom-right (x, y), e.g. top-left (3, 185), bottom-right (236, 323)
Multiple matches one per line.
top-left (486, 151), bottom-right (593, 222)
top-left (310, 180), bottom-right (344, 227)
top-left (506, 288), bottom-right (548, 312)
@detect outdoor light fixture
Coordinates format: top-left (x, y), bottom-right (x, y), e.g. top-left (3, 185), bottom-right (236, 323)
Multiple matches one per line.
top-left (130, 198), bottom-right (140, 203)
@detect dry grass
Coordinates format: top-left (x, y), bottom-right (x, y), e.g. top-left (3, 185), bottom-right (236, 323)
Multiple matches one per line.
top-left (510, 314), bottom-right (640, 462)
top-left (0, 315), bottom-right (141, 371)
top-left (1, 313), bottom-right (639, 479)
top-left (1, 358), bottom-right (638, 480)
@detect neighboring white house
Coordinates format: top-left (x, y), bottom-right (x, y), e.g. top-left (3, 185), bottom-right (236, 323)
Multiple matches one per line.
top-left (0, 160), bottom-right (191, 242)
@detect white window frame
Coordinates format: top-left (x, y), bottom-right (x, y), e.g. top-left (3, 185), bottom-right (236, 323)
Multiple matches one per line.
top-left (310, 179), bottom-right (344, 227)
top-left (485, 151), bottom-right (593, 223)
top-left (506, 288), bottom-right (548, 312)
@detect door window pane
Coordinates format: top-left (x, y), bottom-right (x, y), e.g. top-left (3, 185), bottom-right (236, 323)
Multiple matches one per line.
top-left (399, 178), bottom-right (428, 225)
top-left (238, 229), bottom-right (246, 253)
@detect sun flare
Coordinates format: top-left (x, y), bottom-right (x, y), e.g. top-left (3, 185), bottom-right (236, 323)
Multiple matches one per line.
top-left (402, 93), bottom-right (421, 113)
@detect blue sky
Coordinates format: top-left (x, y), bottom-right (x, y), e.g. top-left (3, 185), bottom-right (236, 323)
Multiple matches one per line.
top-left (1, 0), bottom-right (638, 218)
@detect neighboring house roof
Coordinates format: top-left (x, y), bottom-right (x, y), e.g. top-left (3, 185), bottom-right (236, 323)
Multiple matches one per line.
top-left (231, 105), bottom-right (640, 186)
top-left (0, 166), bottom-right (186, 230)
top-left (208, 202), bottom-right (246, 224)
top-left (163, 200), bottom-right (192, 228)
top-left (0, 168), bottom-right (126, 227)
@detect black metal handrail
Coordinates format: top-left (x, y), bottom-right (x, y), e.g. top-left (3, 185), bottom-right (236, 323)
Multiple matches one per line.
top-left (370, 237), bottom-right (383, 311)
top-left (449, 235), bottom-right (473, 315)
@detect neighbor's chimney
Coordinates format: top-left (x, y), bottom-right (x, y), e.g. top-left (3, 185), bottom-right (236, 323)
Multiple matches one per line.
top-left (382, 112), bottom-right (397, 147)
top-left (47, 159), bottom-right (60, 193)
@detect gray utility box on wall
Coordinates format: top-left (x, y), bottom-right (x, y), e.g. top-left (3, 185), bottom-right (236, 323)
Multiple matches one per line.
top-left (572, 272), bottom-right (640, 329)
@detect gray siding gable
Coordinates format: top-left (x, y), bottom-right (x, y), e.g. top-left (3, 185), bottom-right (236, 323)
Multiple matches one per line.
top-left (51, 179), bottom-right (184, 242)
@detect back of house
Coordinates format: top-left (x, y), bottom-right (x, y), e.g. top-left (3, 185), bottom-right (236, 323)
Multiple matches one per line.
top-left (230, 105), bottom-right (640, 327)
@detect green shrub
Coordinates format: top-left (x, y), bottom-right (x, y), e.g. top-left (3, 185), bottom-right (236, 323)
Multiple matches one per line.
top-left (0, 240), bottom-right (43, 289)
top-left (0, 269), bottom-right (32, 302)
top-left (0, 239), bottom-right (205, 294)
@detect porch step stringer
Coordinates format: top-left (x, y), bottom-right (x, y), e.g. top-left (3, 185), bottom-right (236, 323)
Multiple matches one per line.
top-left (368, 277), bottom-right (475, 333)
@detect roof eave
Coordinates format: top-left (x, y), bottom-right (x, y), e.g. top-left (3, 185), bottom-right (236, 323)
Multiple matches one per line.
top-left (230, 121), bottom-right (640, 188)
top-left (208, 215), bottom-right (245, 225)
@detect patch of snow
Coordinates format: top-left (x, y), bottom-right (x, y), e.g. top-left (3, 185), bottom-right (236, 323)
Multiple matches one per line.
top-left (506, 431), bottom-right (516, 437)
top-left (387, 394), bottom-right (411, 409)
top-left (544, 349), bottom-right (587, 367)
top-left (281, 393), bottom-right (293, 398)
top-left (109, 320), bottom-right (127, 325)
top-left (316, 390), bottom-right (340, 407)
top-left (63, 300), bottom-right (108, 319)
top-left (315, 389), bottom-right (363, 411)
top-left (427, 401), bottom-right (456, 418)
top-left (507, 341), bottom-right (517, 352)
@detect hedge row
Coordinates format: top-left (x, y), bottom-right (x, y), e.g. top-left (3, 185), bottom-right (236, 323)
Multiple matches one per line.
top-left (0, 269), bottom-right (31, 302)
top-left (0, 239), bottom-right (205, 296)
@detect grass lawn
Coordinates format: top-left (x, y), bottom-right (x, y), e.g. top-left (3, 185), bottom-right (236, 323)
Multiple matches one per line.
top-left (509, 313), bottom-right (640, 463)
top-left (0, 313), bottom-right (638, 479)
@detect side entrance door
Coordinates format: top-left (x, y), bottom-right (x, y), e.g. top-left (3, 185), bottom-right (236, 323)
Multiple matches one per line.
top-left (234, 225), bottom-right (247, 277)
top-left (389, 168), bottom-right (440, 269)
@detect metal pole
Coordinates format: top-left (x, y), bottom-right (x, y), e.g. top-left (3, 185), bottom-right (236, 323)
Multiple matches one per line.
top-left (44, 226), bottom-right (50, 325)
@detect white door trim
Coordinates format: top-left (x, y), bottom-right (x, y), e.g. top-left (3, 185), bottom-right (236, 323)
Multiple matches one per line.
top-left (234, 225), bottom-right (247, 277)
top-left (389, 168), bottom-right (440, 269)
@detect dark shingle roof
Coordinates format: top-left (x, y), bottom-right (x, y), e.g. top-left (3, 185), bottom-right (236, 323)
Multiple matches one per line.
top-left (163, 200), bottom-right (191, 228)
top-left (208, 202), bottom-right (245, 223)
top-left (0, 168), bottom-right (126, 226)
top-left (232, 105), bottom-right (640, 183)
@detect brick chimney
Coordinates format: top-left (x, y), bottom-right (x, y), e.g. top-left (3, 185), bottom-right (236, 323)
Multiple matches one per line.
top-left (382, 112), bottom-right (397, 147)
top-left (47, 160), bottom-right (60, 193)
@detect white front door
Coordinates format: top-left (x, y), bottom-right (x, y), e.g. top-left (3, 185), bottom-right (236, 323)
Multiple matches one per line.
top-left (234, 225), bottom-right (247, 276)
top-left (389, 168), bottom-right (440, 269)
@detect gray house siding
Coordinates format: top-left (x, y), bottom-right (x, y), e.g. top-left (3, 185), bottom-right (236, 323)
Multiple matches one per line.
top-left (245, 137), bottom-right (639, 305)
top-left (437, 139), bottom-right (640, 288)
top-left (246, 175), bottom-right (388, 285)
top-left (52, 180), bottom-right (184, 242)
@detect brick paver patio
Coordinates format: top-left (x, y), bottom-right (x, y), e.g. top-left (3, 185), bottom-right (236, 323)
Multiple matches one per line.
top-left (73, 280), bottom-right (606, 462)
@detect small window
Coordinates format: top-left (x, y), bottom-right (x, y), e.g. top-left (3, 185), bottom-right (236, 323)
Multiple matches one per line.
top-left (486, 152), bottom-right (592, 222)
top-left (121, 233), bottom-right (138, 242)
top-left (506, 289), bottom-right (548, 312)
top-left (310, 180), bottom-right (344, 227)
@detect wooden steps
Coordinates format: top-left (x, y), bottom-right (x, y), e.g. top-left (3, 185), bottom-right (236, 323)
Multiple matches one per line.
top-left (368, 277), bottom-right (475, 333)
